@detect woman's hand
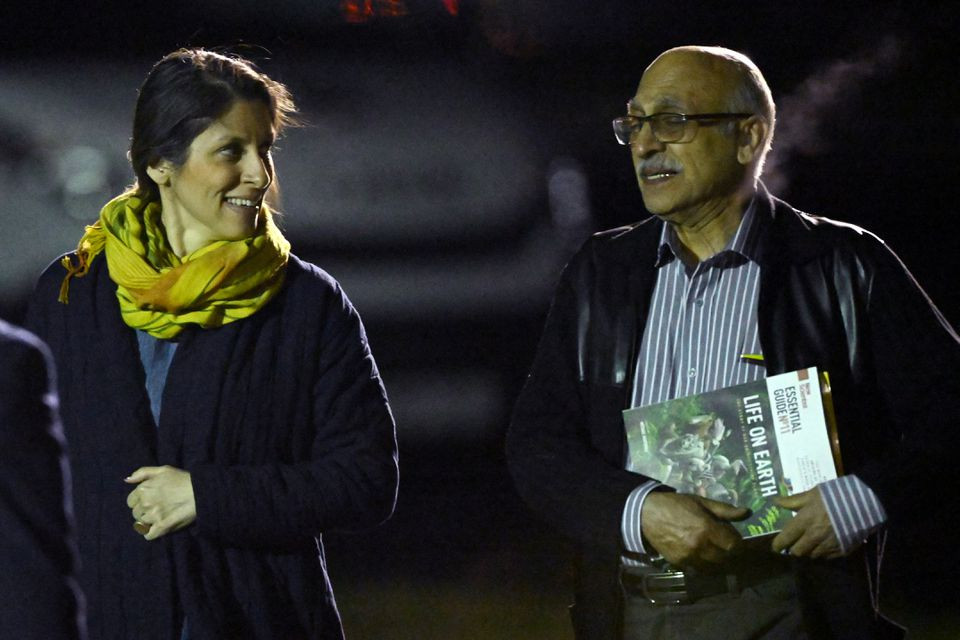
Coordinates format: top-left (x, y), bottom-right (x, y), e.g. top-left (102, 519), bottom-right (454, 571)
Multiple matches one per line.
top-left (125, 465), bottom-right (197, 541)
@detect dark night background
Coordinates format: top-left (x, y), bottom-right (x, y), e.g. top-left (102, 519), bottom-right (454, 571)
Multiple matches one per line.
top-left (2, 1), bottom-right (958, 638)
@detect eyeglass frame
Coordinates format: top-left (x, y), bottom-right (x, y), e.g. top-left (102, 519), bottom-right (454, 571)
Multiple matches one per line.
top-left (612, 112), bottom-right (754, 145)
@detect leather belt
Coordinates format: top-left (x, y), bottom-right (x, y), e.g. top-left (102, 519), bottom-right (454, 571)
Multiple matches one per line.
top-left (620, 555), bottom-right (792, 606)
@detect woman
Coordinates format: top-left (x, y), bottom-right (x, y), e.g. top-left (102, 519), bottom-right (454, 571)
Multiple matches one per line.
top-left (27, 48), bottom-right (399, 640)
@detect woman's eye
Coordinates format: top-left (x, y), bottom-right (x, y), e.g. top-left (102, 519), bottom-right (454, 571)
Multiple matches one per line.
top-left (219, 145), bottom-right (242, 159)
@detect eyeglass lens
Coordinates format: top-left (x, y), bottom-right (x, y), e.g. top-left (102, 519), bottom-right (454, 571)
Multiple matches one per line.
top-left (615, 115), bottom-right (688, 144)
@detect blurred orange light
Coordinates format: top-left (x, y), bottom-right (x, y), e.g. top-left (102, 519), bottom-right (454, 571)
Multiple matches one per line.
top-left (442, 0), bottom-right (459, 16)
top-left (341, 0), bottom-right (374, 23)
top-left (341, 0), bottom-right (409, 22)
top-left (380, 0), bottom-right (408, 17)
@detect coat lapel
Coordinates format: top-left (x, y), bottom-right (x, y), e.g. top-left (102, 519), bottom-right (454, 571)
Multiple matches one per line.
top-left (88, 260), bottom-right (158, 467)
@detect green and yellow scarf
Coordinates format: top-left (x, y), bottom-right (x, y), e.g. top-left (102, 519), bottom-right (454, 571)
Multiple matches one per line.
top-left (59, 192), bottom-right (290, 339)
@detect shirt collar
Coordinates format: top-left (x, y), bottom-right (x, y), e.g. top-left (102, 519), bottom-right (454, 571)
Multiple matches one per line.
top-left (654, 195), bottom-right (762, 267)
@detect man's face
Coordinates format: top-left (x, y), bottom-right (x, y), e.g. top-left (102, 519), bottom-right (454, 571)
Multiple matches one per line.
top-left (628, 51), bottom-right (749, 224)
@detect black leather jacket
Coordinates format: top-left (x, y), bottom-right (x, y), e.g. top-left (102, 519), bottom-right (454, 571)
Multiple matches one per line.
top-left (508, 187), bottom-right (960, 638)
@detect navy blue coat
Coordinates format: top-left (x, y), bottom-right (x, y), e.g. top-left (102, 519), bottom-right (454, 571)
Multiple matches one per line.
top-left (0, 319), bottom-right (85, 639)
top-left (27, 254), bottom-right (398, 640)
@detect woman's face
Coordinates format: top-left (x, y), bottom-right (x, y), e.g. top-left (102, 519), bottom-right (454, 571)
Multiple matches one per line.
top-left (154, 99), bottom-right (276, 256)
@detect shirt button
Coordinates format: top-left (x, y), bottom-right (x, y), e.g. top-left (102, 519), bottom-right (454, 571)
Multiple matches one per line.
top-left (695, 298), bottom-right (704, 307)
top-left (688, 368), bottom-right (697, 378)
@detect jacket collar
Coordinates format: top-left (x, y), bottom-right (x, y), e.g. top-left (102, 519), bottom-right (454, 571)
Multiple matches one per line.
top-left (604, 181), bottom-right (830, 270)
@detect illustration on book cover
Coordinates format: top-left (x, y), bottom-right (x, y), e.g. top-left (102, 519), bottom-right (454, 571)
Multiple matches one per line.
top-left (623, 367), bottom-right (840, 537)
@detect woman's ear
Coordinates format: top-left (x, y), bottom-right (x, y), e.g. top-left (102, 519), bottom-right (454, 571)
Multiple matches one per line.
top-left (146, 161), bottom-right (173, 187)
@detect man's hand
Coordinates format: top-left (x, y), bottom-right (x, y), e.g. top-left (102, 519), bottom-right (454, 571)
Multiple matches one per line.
top-left (640, 492), bottom-right (749, 570)
top-left (125, 465), bottom-right (196, 541)
top-left (771, 488), bottom-right (845, 559)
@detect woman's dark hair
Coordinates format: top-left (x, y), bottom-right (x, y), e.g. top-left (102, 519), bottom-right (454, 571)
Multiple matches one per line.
top-left (129, 48), bottom-right (297, 200)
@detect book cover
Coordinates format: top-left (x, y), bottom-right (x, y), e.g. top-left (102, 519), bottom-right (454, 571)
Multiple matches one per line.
top-left (623, 367), bottom-right (841, 538)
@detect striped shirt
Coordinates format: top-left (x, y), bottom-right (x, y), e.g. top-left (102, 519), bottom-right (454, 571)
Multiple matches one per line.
top-left (620, 200), bottom-right (885, 561)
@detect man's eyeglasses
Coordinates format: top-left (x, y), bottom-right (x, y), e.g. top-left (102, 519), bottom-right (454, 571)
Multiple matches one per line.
top-left (612, 112), bottom-right (753, 145)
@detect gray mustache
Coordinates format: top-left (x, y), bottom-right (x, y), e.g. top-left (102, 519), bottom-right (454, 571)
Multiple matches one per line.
top-left (637, 157), bottom-right (682, 174)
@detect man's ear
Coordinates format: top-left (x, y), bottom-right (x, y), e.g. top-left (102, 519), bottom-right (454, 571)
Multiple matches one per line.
top-left (736, 116), bottom-right (768, 166)
top-left (146, 160), bottom-right (174, 187)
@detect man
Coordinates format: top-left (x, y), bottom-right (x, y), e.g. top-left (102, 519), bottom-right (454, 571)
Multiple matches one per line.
top-left (0, 319), bottom-right (86, 639)
top-left (507, 46), bottom-right (960, 639)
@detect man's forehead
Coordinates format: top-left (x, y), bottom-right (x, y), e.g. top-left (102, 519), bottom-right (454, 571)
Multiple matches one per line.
top-left (628, 54), bottom-right (733, 114)
top-left (627, 94), bottom-right (686, 114)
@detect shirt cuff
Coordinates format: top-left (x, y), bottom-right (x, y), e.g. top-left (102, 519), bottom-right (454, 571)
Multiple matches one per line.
top-left (818, 474), bottom-right (887, 553)
top-left (621, 480), bottom-right (662, 555)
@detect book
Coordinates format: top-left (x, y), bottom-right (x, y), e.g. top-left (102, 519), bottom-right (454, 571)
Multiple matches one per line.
top-left (623, 367), bottom-right (842, 539)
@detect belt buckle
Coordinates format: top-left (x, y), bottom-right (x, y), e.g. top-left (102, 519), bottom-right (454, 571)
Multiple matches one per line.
top-left (642, 569), bottom-right (690, 605)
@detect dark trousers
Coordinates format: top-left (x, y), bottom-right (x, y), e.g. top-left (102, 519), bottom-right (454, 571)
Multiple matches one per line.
top-left (622, 571), bottom-right (806, 640)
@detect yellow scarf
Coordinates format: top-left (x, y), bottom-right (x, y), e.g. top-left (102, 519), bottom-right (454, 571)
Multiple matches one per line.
top-left (59, 192), bottom-right (290, 339)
